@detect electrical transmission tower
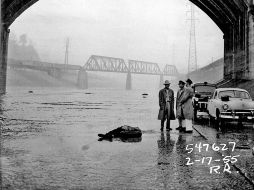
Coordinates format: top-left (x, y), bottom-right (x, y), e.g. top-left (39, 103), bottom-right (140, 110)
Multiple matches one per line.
top-left (187, 3), bottom-right (198, 74)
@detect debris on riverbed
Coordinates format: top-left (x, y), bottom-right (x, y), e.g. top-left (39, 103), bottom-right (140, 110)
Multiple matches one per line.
top-left (98, 125), bottom-right (142, 141)
top-left (142, 93), bottom-right (148, 98)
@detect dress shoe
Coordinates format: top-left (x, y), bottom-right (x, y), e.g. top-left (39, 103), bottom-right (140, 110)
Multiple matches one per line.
top-left (160, 127), bottom-right (164, 131)
top-left (175, 126), bottom-right (183, 130)
top-left (185, 130), bottom-right (193, 133)
top-left (166, 128), bottom-right (172, 131)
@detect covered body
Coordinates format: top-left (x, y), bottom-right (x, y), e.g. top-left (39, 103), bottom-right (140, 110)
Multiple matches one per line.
top-left (98, 125), bottom-right (142, 139)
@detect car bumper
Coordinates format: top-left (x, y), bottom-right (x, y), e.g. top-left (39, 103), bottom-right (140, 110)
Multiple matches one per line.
top-left (197, 111), bottom-right (209, 118)
top-left (219, 114), bottom-right (254, 121)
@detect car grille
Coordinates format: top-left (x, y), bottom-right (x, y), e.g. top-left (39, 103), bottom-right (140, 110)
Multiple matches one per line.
top-left (198, 102), bottom-right (207, 110)
top-left (199, 97), bottom-right (209, 102)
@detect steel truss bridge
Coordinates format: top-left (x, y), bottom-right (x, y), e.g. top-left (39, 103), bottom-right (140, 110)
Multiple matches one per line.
top-left (2, 0), bottom-right (254, 94)
top-left (81, 55), bottom-right (178, 90)
top-left (84, 55), bottom-right (178, 76)
top-left (8, 55), bottom-right (179, 90)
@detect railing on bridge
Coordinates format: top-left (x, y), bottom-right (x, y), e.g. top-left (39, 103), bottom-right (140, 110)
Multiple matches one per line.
top-left (128, 60), bottom-right (161, 75)
top-left (8, 59), bottom-right (82, 71)
top-left (83, 55), bottom-right (129, 73)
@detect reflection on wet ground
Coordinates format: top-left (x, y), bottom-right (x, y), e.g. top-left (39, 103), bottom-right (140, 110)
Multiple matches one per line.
top-left (194, 119), bottom-right (254, 185)
top-left (155, 130), bottom-right (253, 190)
top-left (1, 88), bottom-right (254, 189)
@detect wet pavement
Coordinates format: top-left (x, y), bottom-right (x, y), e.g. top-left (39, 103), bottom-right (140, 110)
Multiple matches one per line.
top-left (193, 119), bottom-right (254, 185)
top-left (0, 88), bottom-right (254, 189)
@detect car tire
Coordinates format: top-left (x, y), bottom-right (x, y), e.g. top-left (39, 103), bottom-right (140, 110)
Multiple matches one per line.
top-left (194, 109), bottom-right (198, 122)
top-left (218, 118), bottom-right (225, 131)
top-left (237, 120), bottom-right (244, 128)
top-left (208, 112), bottom-right (215, 127)
top-left (216, 110), bottom-right (225, 131)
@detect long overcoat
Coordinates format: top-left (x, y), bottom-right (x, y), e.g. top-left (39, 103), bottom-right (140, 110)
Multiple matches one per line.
top-left (158, 88), bottom-right (175, 120)
top-left (176, 88), bottom-right (185, 119)
top-left (180, 86), bottom-right (194, 120)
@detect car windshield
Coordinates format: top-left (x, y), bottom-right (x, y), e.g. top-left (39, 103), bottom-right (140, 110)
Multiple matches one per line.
top-left (194, 85), bottom-right (216, 94)
top-left (218, 90), bottom-right (251, 99)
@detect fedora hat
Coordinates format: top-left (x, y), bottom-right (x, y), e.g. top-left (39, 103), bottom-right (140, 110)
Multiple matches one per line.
top-left (186, 78), bottom-right (193, 85)
top-left (163, 80), bottom-right (170, 85)
top-left (178, 80), bottom-right (185, 85)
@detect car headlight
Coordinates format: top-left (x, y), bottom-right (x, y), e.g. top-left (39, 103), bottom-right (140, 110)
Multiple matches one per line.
top-left (194, 97), bottom-right (199, 101)
top-left (222, 104), bottom-right (229, 110)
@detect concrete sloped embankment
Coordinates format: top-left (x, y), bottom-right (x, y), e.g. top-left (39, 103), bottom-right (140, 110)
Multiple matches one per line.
top-left (6, 68), bottom-right (122, 89)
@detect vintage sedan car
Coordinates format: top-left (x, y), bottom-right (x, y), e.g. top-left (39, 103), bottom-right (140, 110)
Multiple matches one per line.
top-left (207, 88), bottom-right (254, 127)
top-left (192, 82), bottom-right (217, 120)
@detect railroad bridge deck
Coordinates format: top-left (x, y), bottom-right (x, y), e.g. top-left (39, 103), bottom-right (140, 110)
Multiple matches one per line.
top-left (8, 55), bottom-right (179, 89)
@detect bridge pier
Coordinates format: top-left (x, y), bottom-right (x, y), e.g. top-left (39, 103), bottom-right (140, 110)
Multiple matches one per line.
top-left (159, 74), bottom-right (164, 89)
top-left (126, 72), bottom-right (132, 90)
top-left (0, 24), bottom-right (10, 94)
top-left (248, 6), bottom-right (254, 79)
top-left (77, 69), bottom-right (88, 89)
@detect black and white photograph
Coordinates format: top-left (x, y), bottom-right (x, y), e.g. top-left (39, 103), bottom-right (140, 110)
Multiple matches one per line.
top-left (1, 0), bottom-right (254, 189)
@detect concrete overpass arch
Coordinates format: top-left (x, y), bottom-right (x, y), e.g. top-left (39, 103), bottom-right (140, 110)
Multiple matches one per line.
top-left (190, 0), bottom-right (250, 81)
top-left (1, 0), bottom-right (254, 93)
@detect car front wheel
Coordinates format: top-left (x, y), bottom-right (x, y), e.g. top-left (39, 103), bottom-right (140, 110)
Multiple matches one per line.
top-left (216, 111), bottom-right (225, 130)
top-left (194, 108), bottom-right (198, 121)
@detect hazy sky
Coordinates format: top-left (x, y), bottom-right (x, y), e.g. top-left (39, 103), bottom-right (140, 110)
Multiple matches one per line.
top-left (9, 0), bottom-right (223, 73)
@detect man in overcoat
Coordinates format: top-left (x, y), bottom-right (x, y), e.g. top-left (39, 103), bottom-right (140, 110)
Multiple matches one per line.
top-left (179, 78), bottom-right (194, 133)
top-left (158, 80), bottom-right (175, 131)
top-left (175, 80), bottom-right (186, 132)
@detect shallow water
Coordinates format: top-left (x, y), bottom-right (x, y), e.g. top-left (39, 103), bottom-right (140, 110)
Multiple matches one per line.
top-left (1, 88), bottom-right (161, 188)
top-left (1, 88), bottom-right (253, 189)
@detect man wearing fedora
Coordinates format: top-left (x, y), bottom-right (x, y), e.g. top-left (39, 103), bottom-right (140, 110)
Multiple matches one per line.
top-left (178, 78), bottom-right (194, 133)
top-left (158, 80), bottom-right (175, 131)
top-left (176, 80), bottom-right (186, 132)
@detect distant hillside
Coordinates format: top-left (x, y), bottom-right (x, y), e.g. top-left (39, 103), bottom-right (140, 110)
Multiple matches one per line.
top-left (188, 58), bottom-right (223, 84)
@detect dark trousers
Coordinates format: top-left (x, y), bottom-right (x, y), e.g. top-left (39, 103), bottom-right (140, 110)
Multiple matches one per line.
top-left (161, 109), bottom-right (171, 129)
top-left (161, 119), bottom-right (170, 129)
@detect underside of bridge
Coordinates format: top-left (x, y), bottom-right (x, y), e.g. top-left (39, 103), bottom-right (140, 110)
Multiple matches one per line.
top-left (1, 0), bottom-right (254, 93)
top-left (190, 0), bottom-right (252, 81)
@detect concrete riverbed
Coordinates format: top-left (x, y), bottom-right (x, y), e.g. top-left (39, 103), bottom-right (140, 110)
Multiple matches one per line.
top-left (1, 88), bottom-right (253, 189)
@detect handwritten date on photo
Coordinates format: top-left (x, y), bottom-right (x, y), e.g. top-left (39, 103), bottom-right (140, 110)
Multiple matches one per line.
top-left (185, 142), bottom-right (240, 174)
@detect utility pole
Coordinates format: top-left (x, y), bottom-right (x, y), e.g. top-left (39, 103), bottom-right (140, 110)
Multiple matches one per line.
top-left (187, 3), bottom-right (198, 74)
top-left (64, 38), bottom-right (69, 72)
